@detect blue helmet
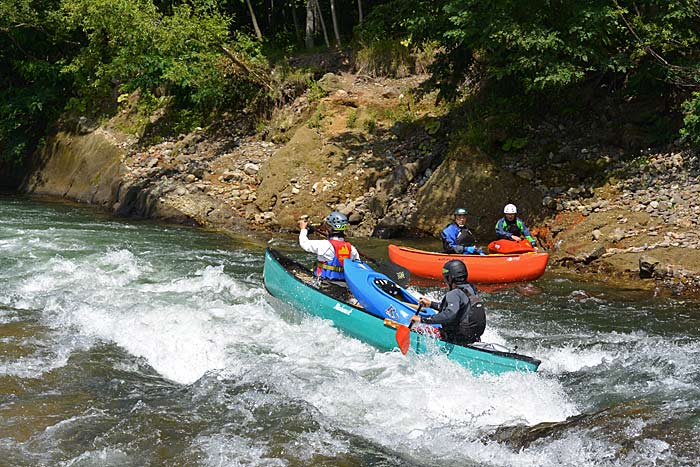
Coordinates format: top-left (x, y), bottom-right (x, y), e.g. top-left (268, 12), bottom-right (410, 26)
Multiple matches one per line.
top-left (325, 211), bottom-right (348, 231)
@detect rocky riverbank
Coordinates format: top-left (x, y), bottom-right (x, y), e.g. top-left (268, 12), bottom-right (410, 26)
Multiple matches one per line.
top-left (15, 71), bottom-right (700, 297)
top-left (541, 149), bottom-right (700, 295)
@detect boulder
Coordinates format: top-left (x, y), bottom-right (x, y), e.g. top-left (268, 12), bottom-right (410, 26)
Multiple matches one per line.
top-left (639, 254), bottom-right (660, 279)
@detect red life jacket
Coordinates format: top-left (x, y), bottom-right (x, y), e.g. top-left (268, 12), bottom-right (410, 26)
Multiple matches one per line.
top-left (316, 240), bottom-right (353, 280)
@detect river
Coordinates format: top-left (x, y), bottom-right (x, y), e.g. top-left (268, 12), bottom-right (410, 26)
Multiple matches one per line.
top-left (1, 195), bottom-right (698, 466)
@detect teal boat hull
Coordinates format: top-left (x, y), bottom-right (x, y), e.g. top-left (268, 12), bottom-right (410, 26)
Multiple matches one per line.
top-left (263, 248), bottom-right (540, 375)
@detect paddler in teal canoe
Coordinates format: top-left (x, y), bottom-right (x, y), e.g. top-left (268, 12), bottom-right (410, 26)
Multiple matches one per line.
top-left (441, 207), bottom-right (485, 255)
top-left (409, 259), bottom-right (486, 345)
top-left (298, 211), bottom-right (360, 281)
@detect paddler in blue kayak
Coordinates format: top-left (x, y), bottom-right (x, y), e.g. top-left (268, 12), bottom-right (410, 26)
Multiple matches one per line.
top-left (441, 207), bottom-right (485, 255)
top-left (410, 259), bottom-right (486, 345)
top-left (298, 211), bottom-right (360, 281)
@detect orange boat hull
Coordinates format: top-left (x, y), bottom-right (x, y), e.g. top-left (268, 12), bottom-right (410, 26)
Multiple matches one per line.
top-left (388, 244), bottom-right (549, 284)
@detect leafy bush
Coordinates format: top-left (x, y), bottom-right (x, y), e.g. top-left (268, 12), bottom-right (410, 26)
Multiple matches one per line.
top-left (346, 109), bottom-right (358, 128)
top-left (680, 92), bottom-right (700, 145)
top-left (353, 39), bottom-right (414, 78)
top-left (0, 0), bottom-right (69, 162)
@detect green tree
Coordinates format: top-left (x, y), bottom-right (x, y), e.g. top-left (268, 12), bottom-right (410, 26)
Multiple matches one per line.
top-left (0, 0), bottom-right (73, 162)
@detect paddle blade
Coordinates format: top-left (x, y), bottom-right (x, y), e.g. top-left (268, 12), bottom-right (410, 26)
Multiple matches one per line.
top-left (378, 261), bottom-right (410, 288)
top-left (396, 325), bottom-right (411, 355)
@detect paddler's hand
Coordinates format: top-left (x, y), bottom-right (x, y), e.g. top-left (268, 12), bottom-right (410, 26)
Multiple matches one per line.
top-left (418, 297), bottom-right (432, 308)
top-left (298, 219), bottom-right (308, 230)
top-left (410, 315), bottom-right (421, 324)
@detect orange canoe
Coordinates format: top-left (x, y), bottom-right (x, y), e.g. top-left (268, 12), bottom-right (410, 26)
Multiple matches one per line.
top-left (388, 244), bottom-right (549, 284)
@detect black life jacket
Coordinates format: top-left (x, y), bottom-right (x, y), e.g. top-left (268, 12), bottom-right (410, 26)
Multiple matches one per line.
top-left (503, 218), bottom-right (525, 237)
top-left (451, 284), bottom-right (486, 342)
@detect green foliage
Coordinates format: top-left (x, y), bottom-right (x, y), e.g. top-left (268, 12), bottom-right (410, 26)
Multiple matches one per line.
top-left (362, 114), bottom-right (377, 133)
top-left (354, 39), bottom-right (414, 78)
top-left (378, 0), bottom-right (700, 144)
top-left (357, 0), bottom-right (445, 45)
top-left (307, 80), bottom-right (328, 103)
top-left (346, 109), bottom-right (358, 128)
top-left (680, 92), bottom-right (700, 145)
top-left (307, 104), bottom-right (325, 129)
top-left (502, 137), bottom-right (529, 152)
top-left (423, 119), bottom-right (440, 135)
top-left (60, 0), bottom-right (234, 113)
top-left (0, 0), bottom-right (69, 162)
top-left (3, 0), bottom-right (700, 163)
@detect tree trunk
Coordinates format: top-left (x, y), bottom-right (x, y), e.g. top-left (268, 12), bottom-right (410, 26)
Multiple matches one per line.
top-left (329, 0), bottom-right (341, 47)
top-left (313, 0), bottom-right (330, 48)
top-left (268, 0), bottom-right (274, 32)
top-left (357, 0), bottom-right (363, 25)
top-left (245, 0), bottom-right (263, 41)
top-left (305, 0), bottom-right (314, 49)
top-left (291, 3), bottom-right (302, 46)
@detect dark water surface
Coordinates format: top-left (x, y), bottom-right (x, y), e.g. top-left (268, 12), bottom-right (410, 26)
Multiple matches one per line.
top-left (1, 195), bottom-right (698, 466)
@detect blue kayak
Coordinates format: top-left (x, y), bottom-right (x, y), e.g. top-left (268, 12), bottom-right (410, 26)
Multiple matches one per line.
top-left (263, 248), bottom-right (540, 375)
top-left (343, 260), bottom-right (438, 327)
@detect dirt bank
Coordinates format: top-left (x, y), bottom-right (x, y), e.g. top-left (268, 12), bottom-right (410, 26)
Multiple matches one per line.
top-left (17, 71), bottom-right (700, 296)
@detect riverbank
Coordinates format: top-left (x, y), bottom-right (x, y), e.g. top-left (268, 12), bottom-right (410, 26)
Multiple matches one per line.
top-left (12, 70), bottom-right (700, 297)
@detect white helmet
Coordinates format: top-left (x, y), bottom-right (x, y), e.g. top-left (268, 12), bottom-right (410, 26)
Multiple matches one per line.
top-left (504, 204), bottom-right (517, 214)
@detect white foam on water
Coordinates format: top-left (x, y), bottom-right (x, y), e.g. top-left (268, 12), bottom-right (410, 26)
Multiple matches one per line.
top-left (210, 296), bottom-right (589, 466)
top-left (139, 265), bottom-right (256, 299)
top-left (43, 263), bottom-right (262, 385)
top-left (540, 343), bottom-right (616, 373)
top-left (193, 434), bottom-right (287, 467)
top-left (17, 249), bottom-right (144, 297)
top-left (3, 209), bottom-right (696, 467)
top-left (62, 448), bottom-right (133, 467)
top-left (3, 244), bottom-right (259, 384)
top-left (0, 337), bottom-right (90, 378)
top-left (4, 242), bottom-right (602, 464)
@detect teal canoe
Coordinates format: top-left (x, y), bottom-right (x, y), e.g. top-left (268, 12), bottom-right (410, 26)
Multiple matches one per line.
top-left (263, 248), bottom-right (541, 375)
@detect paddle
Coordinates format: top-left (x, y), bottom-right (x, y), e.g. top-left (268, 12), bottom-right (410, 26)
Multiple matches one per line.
top-left (396, 303), bottom-right (423, 355)
top-left (357, 251), bottom-right (410, 288)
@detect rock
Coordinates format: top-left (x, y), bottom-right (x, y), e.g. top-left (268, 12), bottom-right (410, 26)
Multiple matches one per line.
top-left (317, 73), bottom-right (344, 92)
top-left (372, 216), bottom-right (404, 239)
top-left (609, 228), bottom-right (626, 243)
top-left (516, 169), bottom-right (535, 180)
top-left (542, 196), bottom-right (557, 209)
top-left (243, 162), bottom-right (260, 175)
top-left (579, 245), bottom-right (606, 264)
top-left (382, 87), bottom-right (400, 98)
top-left (639, 254), bottom-right (660, 278)
top-left (348, 211), bottom-right (363, 224)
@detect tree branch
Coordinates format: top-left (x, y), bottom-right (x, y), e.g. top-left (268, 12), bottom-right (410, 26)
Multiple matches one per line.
top-left (615, 1), bottom-right (700, 88)
top-left (220, 45), bottom-right (273, 91)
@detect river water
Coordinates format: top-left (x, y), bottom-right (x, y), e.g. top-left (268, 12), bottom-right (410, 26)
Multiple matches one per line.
top-left (1, 195), bottom-right (699, 466)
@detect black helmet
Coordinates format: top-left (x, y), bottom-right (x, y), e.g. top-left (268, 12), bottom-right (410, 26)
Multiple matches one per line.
top-left (453, 208), bottom-right (467, 216)
top-left (442, 259), bottom-right (468, 285)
